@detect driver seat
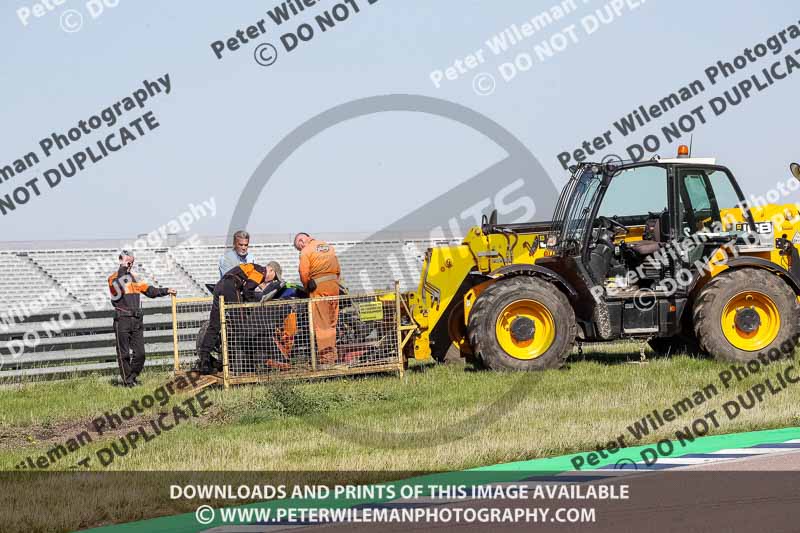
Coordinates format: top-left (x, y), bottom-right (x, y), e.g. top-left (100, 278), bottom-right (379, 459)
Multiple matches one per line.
top-left (627, 240), bottom-right (661, 256)
top-left (626, 213), bottom-right (666, 257)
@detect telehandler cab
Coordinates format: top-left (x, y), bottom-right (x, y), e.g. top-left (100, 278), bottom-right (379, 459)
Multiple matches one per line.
top-left (403, 150), bottom-right (800, 370)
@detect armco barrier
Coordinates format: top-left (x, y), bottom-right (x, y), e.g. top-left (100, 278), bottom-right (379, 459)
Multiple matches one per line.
top-left (0, 306), bottom-right (195, 381)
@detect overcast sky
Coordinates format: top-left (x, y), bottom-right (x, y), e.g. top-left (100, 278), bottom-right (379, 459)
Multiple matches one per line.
top-left (2, 0), bottom-right (799, 242)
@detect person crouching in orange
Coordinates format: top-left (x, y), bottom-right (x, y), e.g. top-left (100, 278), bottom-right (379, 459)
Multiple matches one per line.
top-left (294, 232), bottom-right (342, 366)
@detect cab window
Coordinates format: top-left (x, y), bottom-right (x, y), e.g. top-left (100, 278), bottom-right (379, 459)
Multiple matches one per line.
top-left (597, 166), bottom-right (668, 221)
top-left (678, 168), bottom-right (742, 234)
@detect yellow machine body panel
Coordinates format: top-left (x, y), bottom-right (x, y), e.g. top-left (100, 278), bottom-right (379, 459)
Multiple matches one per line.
top-left (706, 204), bottom-right (800, 277)
top-left (406, 229), bottom-right (551, 360)
top-left (403, 200), bottom-right (800, 361)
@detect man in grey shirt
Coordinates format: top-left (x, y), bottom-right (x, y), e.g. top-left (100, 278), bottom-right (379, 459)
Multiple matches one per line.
top-left (219, 230), bottom-right (255, 278)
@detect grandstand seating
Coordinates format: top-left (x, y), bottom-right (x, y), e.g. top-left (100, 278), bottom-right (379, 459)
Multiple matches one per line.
top-left (27, 248), bottom-right (118, 309)
top-left (0, 252), bottom-right (78, 313)
top-left (133, 248), bottom-right (207, 300)
top-left (0, 237), bottom-right (454, 380)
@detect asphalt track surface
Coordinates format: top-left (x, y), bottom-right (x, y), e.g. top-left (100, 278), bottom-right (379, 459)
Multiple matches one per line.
top-left (678, 447), bottom-right (800, 471)
top-left (314, 454), bottom-right (800, 533)
top-left (215, 448), bottom-right (800, 533)
top-left (99, 432), bottom-right (800, 533)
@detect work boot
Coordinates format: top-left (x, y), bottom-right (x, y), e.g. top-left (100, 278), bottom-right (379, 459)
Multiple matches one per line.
top-left (318, 347), bottom-right (337, 366)
top-left (197, 355), bottom-right (217, 375)
top-left (318, 353), bottom-right (346, 370)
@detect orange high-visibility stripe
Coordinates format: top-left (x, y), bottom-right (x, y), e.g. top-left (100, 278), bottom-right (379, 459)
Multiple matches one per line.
top-left (238, 264), bottom-right (265, 285)
top-left (108, 273), bottom-right (151, 295)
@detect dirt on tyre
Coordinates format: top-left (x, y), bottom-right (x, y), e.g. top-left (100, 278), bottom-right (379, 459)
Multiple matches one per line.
top-left (467, 276), bottom-right (576, 371)
top-left (693, 268), bottom-right (800, 363)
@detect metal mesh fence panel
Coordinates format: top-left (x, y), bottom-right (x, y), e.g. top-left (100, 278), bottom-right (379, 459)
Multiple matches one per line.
top-left (172, 288), bottom-right (406, 388)
top-left (222, 297), bottom-right (313, 379)
top-left (172, 296), bottom-right (214, 371)
top-left (221, 290), bottom-right (402, 384)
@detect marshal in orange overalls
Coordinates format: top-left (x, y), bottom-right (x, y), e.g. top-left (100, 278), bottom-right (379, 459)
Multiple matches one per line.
top-left (299, 239), bottom-right (341, 364)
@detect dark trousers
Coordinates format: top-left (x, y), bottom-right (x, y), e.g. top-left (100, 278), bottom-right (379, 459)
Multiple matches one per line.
top-left (113, 315), bottom-right (145, 384)
top-left (197, 278), bottom-right (239, 371)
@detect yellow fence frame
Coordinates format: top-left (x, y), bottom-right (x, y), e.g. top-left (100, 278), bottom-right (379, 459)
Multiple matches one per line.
top-left (171, 295), bottom-right (179, 372)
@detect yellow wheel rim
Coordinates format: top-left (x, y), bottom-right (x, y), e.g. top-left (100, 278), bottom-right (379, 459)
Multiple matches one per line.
top-left (495, 299), bottom-right (556, 360)
top-left (720, 291), bottom-right (780, 351)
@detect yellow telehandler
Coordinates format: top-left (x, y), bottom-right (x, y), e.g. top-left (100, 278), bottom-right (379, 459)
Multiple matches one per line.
top-left (401, 150), bottom-right (800, 370)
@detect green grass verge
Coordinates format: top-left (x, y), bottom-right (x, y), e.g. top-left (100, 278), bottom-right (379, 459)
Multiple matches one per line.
top-left (2, 342), bottom-right (799, 472)
top-left (3, 342), bottom-right (800, 531)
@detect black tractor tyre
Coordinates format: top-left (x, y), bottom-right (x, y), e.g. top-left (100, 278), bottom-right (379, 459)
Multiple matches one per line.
top-left (467, 277), bottom-right (576, 371)
top-left (693, 268), bottom-right (800, 363)
top-left (428, 290), bottom-right (471, 363)
top-left (647, 334), bottom-right (702, 356)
